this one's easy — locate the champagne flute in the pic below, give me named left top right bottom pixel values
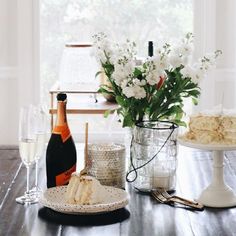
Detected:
left=30, top=105, right=47, bottom=196
left=16, top=105, right=38, bottom=204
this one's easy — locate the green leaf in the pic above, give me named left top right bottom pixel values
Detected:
left=133, top=68, right=142, bottom=78
left=116, top=107, right=123, bottom=115
left=174, top=120, right=187, bottom=127
left=184, top=82, right=198, bottom=90
left=192, top=97, right=198, bottom=105
left=95, top=71, right=102, bottom=78
left=103, top=63, right=114, bottom=72
left=116, top=96, right=126, bottom=107
left=188, top=89, right=201, bottom=97
left=123, top=114, right=134, bottom=127
left=104, top=110, right=111, bottom=118
left=98, top=87, right=111, bottom=94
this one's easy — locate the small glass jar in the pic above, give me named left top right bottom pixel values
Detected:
left=128, top=120, right=178, bottom=192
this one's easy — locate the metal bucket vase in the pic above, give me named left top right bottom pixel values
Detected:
left=127, top=120, right=178, bottom=192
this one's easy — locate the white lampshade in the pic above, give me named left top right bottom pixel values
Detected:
left=59, top=43, right=100, bottom=91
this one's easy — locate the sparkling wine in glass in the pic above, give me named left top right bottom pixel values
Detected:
left=16, top=106, right=38, bottom=205
left=30, top=106, right=47, bottom=196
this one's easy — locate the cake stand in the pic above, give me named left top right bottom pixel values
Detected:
left=178, top=138, right=236, bottom=208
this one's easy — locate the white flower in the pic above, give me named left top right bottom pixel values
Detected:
left=112, top=60, right=135, bottom=86
left=173, top=44, right=193, bottom=57
left=122, top=86, right=135, bottom=98
left=140, top=79, right=146, bottom=86
left=123, top=84, right=146, bottom=99
left=169, top=35, right=193, bottom=68
left=181, top=64, right=195, bottom=78
left=92, top=33, right=114, bottom=64
left=159, top=55, right=169, bottom=70
left=92, top=32, right=222, bottom=128
left=112, top=69, right=126, bottom=86
left=145, top=69, right=165, bottom=86
left=133, top=85, right=146, bottom=99
left=146, top=73, right=156, bottom=86
left=148, top=54, right=169, bottom=71
left=93, top=32, right=221, bottom=101
left=181, top=55, right=190, bottom=65
left=168, top=54, right=183, bottom=68
left=194, top=66, right=205, bottom=81
left=95, top=50, right=107, bottom=64
left=109, top=50, right=119, bottom=64
left=181, top=64, right=204, bottom=84
left=133, top=78, right=146, bottom=86
left=182, top=44, right=193, bottom=57
left=133, top=78, right=141, bottom=86
left=120, top=79, right=129, bottom=89
left=172, top=46, right=182, bottom=56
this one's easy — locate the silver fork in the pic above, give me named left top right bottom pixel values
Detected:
left=160, top=189, right=198, bottom=205
left=152, top=189, right=204, bottom=210
left=152, top=190, right=174, bottom=205
left=161, top=189, right=204, bottom=210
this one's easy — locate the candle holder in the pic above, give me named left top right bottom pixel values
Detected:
left=87, top=143, right=126, bottom=189
left=127, top=120, right=178, bottom=192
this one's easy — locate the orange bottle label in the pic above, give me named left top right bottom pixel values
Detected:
left=53, top=125, right=71, bottom=143
left=55, top=164, right=76, bottom=186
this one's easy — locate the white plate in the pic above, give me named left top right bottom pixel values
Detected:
left=178, top=136, right=236, bottom=151
left=40, top=186, right=129, bottom=215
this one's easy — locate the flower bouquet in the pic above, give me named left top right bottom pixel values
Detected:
left=93, top=33, right=221, bottom=127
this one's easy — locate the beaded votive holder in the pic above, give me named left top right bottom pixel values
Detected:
left=87, top=143, right=126, bottom=189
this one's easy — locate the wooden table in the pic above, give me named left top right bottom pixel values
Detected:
left=1, top=145, right=236, bottom=236
left=49, top=82, right=118, bottom=130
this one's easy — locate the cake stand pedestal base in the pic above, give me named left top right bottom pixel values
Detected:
left=178, top=138, right=236, bottom=208
left=197, top=150, right=236, bottom=208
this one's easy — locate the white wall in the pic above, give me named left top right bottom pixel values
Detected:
left=0, top=0, right=18, bottom=145
left=0, top=0, right=39, bottom=145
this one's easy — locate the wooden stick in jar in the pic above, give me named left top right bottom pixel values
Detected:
left=84, top=122, right=88, bottom=167
left=80, top=122, right=89, bottom=176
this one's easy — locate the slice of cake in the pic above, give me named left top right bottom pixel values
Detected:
left=220, top=116, right=236, bottom=143
left=220, top=116, right=236, bottom=131
left=189, top=115, right=219, bottom=132
left=183, top=113, right=236, bottom=144
left=74, top=175, right=103, bottom=205
left=185, top=130, right=222, bottom=143
left=65, top=173, right=104, bottom=205
left=65, top=172, right=81, bottom=204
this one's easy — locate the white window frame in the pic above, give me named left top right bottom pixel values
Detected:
left=194, top=0, right=236, bottom=110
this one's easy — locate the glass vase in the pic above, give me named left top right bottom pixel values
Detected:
left=127, top=120, right=178, bottom=192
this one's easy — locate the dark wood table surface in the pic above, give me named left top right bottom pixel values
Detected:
left=1, top=145, right=236, bottom=236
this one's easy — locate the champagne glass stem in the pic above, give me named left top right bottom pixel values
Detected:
left=35, top=159, right=38, bottom=188
left=26, top=166, right=30, bottom=195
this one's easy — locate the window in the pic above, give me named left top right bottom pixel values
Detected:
left=40, top=0, right=193, bottom=141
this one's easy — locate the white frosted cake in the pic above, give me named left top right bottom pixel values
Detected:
left=65, top=173, right=105, bottom=205
left=183, top=114, right=236, bottom=144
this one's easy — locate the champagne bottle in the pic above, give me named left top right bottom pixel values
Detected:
left=148, top=41, right=153, bottom=57
left=46, top=93, right=77, bottom=188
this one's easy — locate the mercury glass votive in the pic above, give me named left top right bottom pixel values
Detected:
left=87, top=143, right=126, bottom=189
